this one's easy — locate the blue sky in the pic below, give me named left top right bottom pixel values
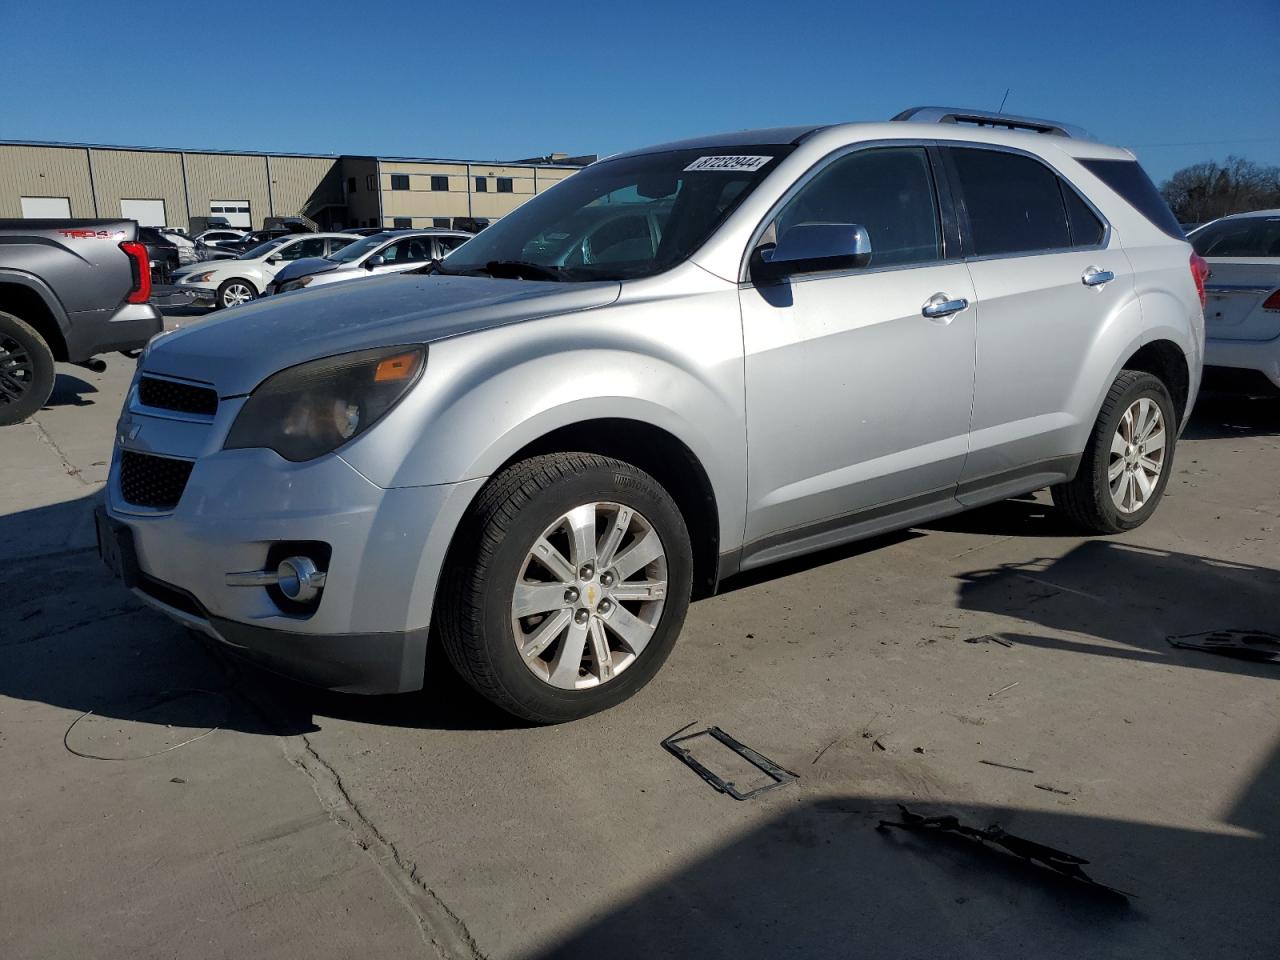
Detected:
left=2, top=0, right=1277, bottom=184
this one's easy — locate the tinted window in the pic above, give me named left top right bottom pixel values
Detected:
left=773, top=146, right=941, bottom=268
left=949, top=148, right=1070, bottom=256
left=437, top=234, right=468, bottom=254
left=431, top=176, right=449, bottom=191
left=380, top=237, right=434, bottom=263
left=1191, top=217, right=1280, bottom=258
left=279, top=237, right=326, bottom=261
left=390, top=175, right=410, bottom=191
left=1061, top=182, right=1105, bottom=247
left=1079, top=158, right=1184, bottom=239
left=327, top=237, right=356, bottom=255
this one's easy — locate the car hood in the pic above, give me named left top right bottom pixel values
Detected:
left=144, top=273, right=622, bottom=395
left=272, top=257, right=342, bottom=285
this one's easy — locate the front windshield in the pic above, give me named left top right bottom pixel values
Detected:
left=237, top=237, right=287, bottom=261
left=329, top=233, right=392, bottom=263
left=438, top=145, right=792, bottom=281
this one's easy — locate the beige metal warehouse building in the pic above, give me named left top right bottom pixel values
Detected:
left=0, top=140, right=591, bottom=231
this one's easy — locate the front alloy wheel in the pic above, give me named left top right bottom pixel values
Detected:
left=218, top=279, right=255, bottom=308
left=511, top=501, right=668, bottom=690
left=438, top=453, right=692, bottom=723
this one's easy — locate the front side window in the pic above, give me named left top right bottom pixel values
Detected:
left=390, top=174, right=410, bottom=191
left=1192, top=217, right=1280, bottom=258
left=769, top=146, right=942, bottom=268
left=948, top=147, right=1072, bottom=257
left=380, top=236, right=434, bottom=263
left=437, top=145, right=791, bottom=281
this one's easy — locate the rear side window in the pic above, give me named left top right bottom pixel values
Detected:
left=1191, top=217, right=1280, bottom=258
left=773, top=146, right=942, bottom=268
left=1079, top=158, right=1184, bottom=239
left=1061, top=185, right=1105, bottom=247
left=947, top=148, right=1071, bottom=256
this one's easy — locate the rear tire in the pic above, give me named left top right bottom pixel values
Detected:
left=0, top=310, right=56, bottom=426
left=437, top=453, right=693, bottom=724
left=1052, top=370, right=1177, bottom=533
left=216, top=278, right=256, bottom=309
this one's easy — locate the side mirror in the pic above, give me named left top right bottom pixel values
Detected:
left=750, top=223, right=872, bottom=284
left=266, top=255, right=282, bottom=264
left=365, top=255, right=385, bottom=269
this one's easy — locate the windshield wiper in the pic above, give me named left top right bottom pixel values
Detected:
left=480, top=260, right=568, bottom=281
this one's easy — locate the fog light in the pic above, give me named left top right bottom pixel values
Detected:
left=276, top=556, right=326, bottom=603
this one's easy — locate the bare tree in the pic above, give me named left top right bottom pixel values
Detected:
left=1160, top=156, right=1280, bottom=224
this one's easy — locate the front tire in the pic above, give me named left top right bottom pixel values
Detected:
left=1052, top=370, right=1177, bottom=533
left=437, top=453, right=693, bottom=723
left=0, top=310, right=56, bottom=426
left=215, top=278, right=256, bottom=309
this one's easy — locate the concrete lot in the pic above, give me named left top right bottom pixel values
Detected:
left=2, top=313, right=1277, bottom=959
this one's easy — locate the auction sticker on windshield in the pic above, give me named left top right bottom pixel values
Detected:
left=684, top=155, right=772, bottom=172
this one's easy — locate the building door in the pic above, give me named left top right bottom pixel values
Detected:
left=20, top=196, right=71, bottom=218
left=121, top=198, right=167, bottom=226
left=211, top=200, right=251, bottom=228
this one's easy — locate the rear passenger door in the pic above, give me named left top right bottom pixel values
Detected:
left=943, top=146, right=1130, bottom=497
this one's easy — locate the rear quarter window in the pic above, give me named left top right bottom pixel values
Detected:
left=1078, top=158, right=1184, bottom=239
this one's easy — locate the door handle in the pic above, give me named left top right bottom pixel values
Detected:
left=922, top=293, right=969, bottom=320
left=1082, top=267, right=1115, bottom=287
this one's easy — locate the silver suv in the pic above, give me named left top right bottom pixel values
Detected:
left=99, top=107, right=1205, bottom=722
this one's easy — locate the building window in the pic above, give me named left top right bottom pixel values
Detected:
left=474, top=176, right=488, bottom=193
left=366, top=174, right=376, bottom=191
left=346, top=177, right=357, bottom=193
left=391, top=174, right=410, bottom=191
left=393, top=217, right=412, bottom=228
left=431, top=175, right=449, bottom=191
left=433, top=217, right=451, bottom=228
left=496, top=177, right=514, bottom=193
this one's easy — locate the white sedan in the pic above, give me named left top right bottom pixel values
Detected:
left=171, top=233, right=360, bottom=308
left=1191, top=210, right=1280, bottom=396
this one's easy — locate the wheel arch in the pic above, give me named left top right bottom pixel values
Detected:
left=1120, top=338, right=1191, bottom=424
left=0, top=278, right=69, bottom=361
left=489, top=418, right=721, bottom=600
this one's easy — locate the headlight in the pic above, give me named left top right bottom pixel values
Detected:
left=280, top=276, right=315, bottom=293
left=186, top=271, right=217, bottom=283
left=224, top=345, right=426, bottom=462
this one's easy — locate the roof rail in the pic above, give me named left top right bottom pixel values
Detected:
left=891, top=106, right=1092, bottom=141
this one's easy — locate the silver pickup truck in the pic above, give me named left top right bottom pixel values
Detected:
left=0, top=219, right=163, bottom=424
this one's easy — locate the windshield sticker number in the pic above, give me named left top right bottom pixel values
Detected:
left=684, top=155, right=772, bottom=173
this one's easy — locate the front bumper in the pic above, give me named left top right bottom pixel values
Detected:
left=1204, top=336, right=1280, bottom=390
left=104, top=428, right=484, bottom=694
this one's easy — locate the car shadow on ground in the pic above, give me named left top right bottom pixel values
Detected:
left=44, top=371, right=99, bottom=409
left=1184, top=391, right=1280, bottom=441
left=953, top=538, right=1280, bottom=682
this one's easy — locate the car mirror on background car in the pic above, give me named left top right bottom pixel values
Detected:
left=750, top=222, right=872, bottom=284
left=365, top=255, right=385, bottom=269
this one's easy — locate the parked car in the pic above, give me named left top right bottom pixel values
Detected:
left=170, top=233, right=360, bottom=308
left=193, top=229, right=247, bottom=247
left=160, top=228, right=199, bottom=265
left=136, top=226, right=182, bottom=283
left=98, top=107, right=1204, bottom=722
left=267, top=229, right=472, bottom=295
left=222, top=225, right=314, bottom=255
left=0, top=218, right=161, bottom=423
left=1189, top=210, right=1280, bottom=396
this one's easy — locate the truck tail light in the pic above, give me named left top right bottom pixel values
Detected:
left=120, top=240, right=152, bottom=304
left=1189, top=252, right=1210, bottom=310
left=1262, top=289, right=1280, bottom=312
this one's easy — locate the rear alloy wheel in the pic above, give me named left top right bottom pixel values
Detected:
left=1052, top=370, right=1177, bottom=533
left=216, top=278, right=256, bottom=309
left=438, top=453, right=692, bottom=723
left=0, top=310, right=56, bottom=426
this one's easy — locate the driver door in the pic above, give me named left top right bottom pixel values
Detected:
left=739, top=145, right=976, bottom=560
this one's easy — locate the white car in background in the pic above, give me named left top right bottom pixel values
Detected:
left=171, top=233, right=360, bottom=308
left=266, top=229, right=472, bottom=296
left=1191, top=211, right=1280, bottom=395
left=193, top=228, right=247, bottom=248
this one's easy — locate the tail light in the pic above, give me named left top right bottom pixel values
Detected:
left=1189, top=252, right=1210, bottom=310
left=1263, top=289, right=1280, bottom=312
left=120, top=240, right=152, bottom=304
